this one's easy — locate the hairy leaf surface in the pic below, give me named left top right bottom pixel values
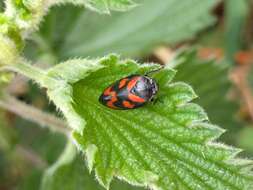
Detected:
left=42, top=54, right=253, bottom=190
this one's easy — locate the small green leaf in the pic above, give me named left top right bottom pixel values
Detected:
left=43, top=53, right=253, bottom=190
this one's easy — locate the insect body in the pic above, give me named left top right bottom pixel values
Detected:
left=99, top=75, right=158, bottom=109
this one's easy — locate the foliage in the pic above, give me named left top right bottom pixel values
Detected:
left=174, top=50, right=241, bottom=144
left=0, top=0, right=253, bottom=190
left=26, top=0, right=219, bottom=61
left=29, top=53, right=251, bottom=190
left=58, top=0, right=137, bottom=13
left=41, top=141, right=144, bottom=190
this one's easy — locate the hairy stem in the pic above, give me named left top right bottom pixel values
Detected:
left=16, top=145, right=48, bottom=169
left=0, top=94, right=70, bottom=135
left=3, top=60, right=56, bottom=88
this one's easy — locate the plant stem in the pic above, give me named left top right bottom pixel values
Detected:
left=4, top=60, right=56, bottom=88
left=16, top=145, right=48, bottom=169
left=0, top=94, right=70, bottom=135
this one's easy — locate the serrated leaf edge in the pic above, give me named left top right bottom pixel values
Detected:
left=47, top=54, right=253, bottom=190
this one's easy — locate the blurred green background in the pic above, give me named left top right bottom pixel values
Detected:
left=1, top=0, right=253, bottom=189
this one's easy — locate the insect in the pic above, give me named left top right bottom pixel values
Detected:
left=99, top=74, right=159, bottom=110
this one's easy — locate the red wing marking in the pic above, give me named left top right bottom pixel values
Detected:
left=128, top=93, right=146, bottom=103
left=107, top=101, right=117, bottom=109
left=106, top=91, right=118, bottom=109
left=104, top=86, right=113, bottom=96
left=118, top=78, right=129, bottom=89
left=122, top=100, right=135, bottom=109
left=127, top=77, right=139, bottom=91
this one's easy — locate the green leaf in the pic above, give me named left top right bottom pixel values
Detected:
left=60, top=0, right=218, bottom=58
left=41, top=53, right=253, bottom=190
left=29, top=0, right=219, bottom=60
left=173, top=50, right=241, bottom=144
left=57, top=0, right=137, bottom=13
left=41, top=140, right=144, bottom=190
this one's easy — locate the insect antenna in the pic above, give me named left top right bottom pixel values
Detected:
left=145, top=65, right=164, bottom=76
